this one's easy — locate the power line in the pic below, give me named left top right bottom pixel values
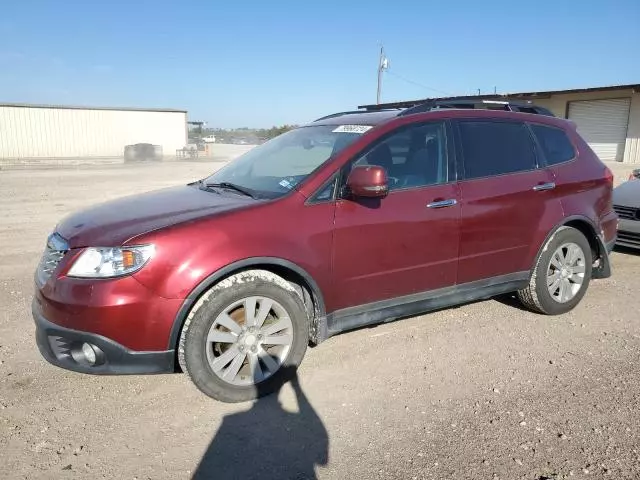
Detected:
left=386, top=70, right=452, bottom=96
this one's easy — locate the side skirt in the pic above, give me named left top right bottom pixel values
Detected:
left=325, top=272, right=530, bottom=339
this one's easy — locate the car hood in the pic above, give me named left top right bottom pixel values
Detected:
left=56, top=184, right=255, bottom=248
left=613, top=180, right=640, bottom=208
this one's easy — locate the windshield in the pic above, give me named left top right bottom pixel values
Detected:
left=202, top=124, right=371, bottom=199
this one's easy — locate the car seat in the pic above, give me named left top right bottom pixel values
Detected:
left=397, top=137, right=440, bottom=187
left=366, top=143, right=395, bottom=177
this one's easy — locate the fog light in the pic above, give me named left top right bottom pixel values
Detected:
left=81, top=343, right=97, bottom=365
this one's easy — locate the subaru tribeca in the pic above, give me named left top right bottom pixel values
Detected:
left=33, top=99, right=618, bottom=402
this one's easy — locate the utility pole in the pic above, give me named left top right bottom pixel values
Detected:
left=376, top=46, right=389, bottom=104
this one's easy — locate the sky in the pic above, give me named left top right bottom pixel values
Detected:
left=1, top=0, right=639, bottom=128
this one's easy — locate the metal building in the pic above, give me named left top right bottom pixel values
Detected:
left=0, top=103, right=187, bottom=160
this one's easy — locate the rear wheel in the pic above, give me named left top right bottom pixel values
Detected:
left=178, top=270, right=309, bottom=402
left=517, top=227, right=592, bottom=315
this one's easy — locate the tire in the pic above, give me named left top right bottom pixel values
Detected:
left=178, top=270, right=309, bottom=402
left=517, top=226, right=592, bottom=315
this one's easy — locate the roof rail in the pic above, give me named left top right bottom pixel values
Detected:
left=397, top=99, right=554, bottom=117
left=360, top=97, right=554, bottom=117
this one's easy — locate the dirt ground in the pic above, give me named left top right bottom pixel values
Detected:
left=1, top=157, right=639, bottom=480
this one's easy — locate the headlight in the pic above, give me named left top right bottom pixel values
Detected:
left=67, top=245, right=155, bottom=278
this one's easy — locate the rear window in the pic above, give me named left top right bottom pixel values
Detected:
left=458, top=121, right=537, bottom=179
left=530, top=124, right=575, bottom=165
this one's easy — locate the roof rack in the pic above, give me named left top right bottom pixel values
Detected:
left=399, top=99, right=554, bottom=117
left=360, top=98, right=554, bottom=117
left=316, top=98, right=555, bottom=124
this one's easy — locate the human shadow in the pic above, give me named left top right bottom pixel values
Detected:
left=192, top=367, right=328, bottom=480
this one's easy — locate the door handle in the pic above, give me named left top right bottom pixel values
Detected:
left=427, top=199, right=457, bottom=209
left=532, top=182, right=556, bottom=191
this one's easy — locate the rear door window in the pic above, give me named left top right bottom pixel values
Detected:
left=530, top=124, right=576, bottom=165
left=457, top=120, right=537, bottom=180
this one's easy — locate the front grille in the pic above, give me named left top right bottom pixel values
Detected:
left=617, top=231, right=640, bottom=248
left=36, top=233, right=69, bottom=284
left=613, top=205, right=639, bottom=221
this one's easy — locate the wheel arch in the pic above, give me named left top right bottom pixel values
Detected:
left=532, top=215, right=611, bottom=280
left=167, top=257, right=327, bottom=363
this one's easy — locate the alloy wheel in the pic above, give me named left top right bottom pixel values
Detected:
left=546, top=242, right=586, bottom=303
left=205, top=296, right=293, bottom=386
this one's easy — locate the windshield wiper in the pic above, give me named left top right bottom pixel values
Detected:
left=203, top=182, right=256, bottom=199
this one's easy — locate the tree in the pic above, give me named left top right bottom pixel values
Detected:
left=257, top=124, right=297, bottom=140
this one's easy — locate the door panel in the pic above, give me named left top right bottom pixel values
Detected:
left=330, top=120, right=460, bottom=311
left=458, top=169, right=562, bottom=283
left=332, top=183, right=460, bottom=311
left=455, top=119, right=564, bottom=284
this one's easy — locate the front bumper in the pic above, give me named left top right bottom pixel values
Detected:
left=33, top=299, right=174, bottom=375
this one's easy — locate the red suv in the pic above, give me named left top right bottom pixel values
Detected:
left=33, top=99, right=617, bottom=402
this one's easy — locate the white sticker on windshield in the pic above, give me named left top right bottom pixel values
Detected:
left=332, top=125, right=373, bottom=134
left=279, top=179, right=293, bottom=189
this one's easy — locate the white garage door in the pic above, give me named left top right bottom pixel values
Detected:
left=568, top=98, right=631, bottom=162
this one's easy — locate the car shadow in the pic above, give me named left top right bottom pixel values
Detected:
left=613, top=245, right=640, bottom=256
left=492, top=292, right=532, bottom=312
left=354, top=197, right=383, bottom=209
left=192, top=366, right=328, bottom=480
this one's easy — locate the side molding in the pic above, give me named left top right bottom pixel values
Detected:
left=326, top=272, right=530, bottom=338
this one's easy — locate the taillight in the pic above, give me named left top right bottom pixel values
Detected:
left=605, top=167, right=614, bottom=187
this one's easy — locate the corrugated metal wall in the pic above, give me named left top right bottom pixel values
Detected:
left=567, top=98, right=631, bottom=162
left=623, top=94, right=640, bottom=164
left=0, top=106, right=187, bottom=159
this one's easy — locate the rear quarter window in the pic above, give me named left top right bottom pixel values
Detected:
left=530, top=124, right=576, bottom=165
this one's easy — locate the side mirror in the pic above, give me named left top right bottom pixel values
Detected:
left=346, top=165, right=389, bottom=198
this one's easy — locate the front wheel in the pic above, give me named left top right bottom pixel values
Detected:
left=178, top=270, right=309, bottom=402
left=517, top=226, right=593, bottom=315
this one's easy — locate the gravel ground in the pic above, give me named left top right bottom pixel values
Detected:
left=0, top=157, right=639, bottom=480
